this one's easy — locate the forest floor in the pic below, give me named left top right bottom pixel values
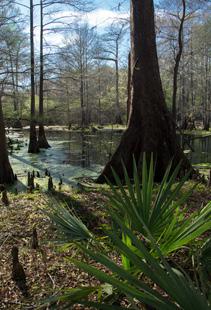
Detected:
left=0, top=180, right=210, bottom=309
left=0, top=182, right=110, bottom=310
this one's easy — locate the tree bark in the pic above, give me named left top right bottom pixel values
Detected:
left=0, top=95, right=14, bottom=184
left=172, top=0, right=186, bottom=122
left=8, top=51, right=18, bottom=113
left=28, top=0, right=39, bottom=153
left=85, top=52, right=90, bottom=126
left=97, top=0, right=191, bottom=184
left=98, top=63, right=102, bottom=125
left=114, top=40, right=122, bottom=124
left=38, top=0, right=50, bottom=148
left=203, top=49, right=209, bottom=131
left=126, top=52, right=131, bottom=124
left=80, top=69, right=85, bottom=127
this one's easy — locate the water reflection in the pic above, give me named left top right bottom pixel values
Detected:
left=62, top=131, right=211, bottom=167
left=188, top=136, right=211, bottom=164
left=9, top=130, right=211, bottom=184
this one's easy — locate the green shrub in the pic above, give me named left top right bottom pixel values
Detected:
left=44, top=157, right=211, bottom=309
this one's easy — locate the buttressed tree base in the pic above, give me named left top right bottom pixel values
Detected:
left=97, top=0, right=191, bottom=183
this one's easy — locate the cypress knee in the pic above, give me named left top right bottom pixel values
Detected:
left=2, top=190, right=9, bottom=206
left=31, top=227, right=39, bottom=249
left=11, top=246, right=29, bottom=297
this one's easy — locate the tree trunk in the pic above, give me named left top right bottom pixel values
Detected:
left=85, top=53, right=90, bottom=126
left=126, top=52, right=131, bottom=124
left=15, top=52, right=20, bottom=117
left=190, top=32, right=195, bottom=114
left=38, top=0, right=50, bottom=148
left=98, top=64, right=102, bottom=125
left=66, top=88, right=71, bottom=128
left=9, top=51, right=18, bottom=113
left=28, top=0, right=39, bottom=153
left=0, top=96, right=14, bottom=184
left=80, top=69, right=85, bottom=128
left=172, top=0, right=186, bottom=122
left=97, top=0, right=191, bottom=184
left=203, top=50, right=209, bottom=131
left=114, top=41, right=122, bottom=125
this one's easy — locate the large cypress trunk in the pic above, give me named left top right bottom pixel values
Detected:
left=0, top=96, right=15, bottom=184
left=97, top=0, right=191, bottom=183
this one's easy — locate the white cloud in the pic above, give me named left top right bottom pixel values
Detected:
left=32, top=9, right=129, bottom=48
left=83, top=9, right=129, bottom=28
left=51, top=8, right=129, bottom=29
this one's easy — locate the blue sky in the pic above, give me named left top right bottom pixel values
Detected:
left=18, top=0, right=130, bottom=41
left=19, top=0, right=129, bottom=15
left=94, top=0, right=128, bottom=10
left=16, top=0, right=130, bottom=68
left=16, top=0, right=159, bottom=64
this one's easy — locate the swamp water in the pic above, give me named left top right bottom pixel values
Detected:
left=9, top=130, right=120, bottom=189
left=8, top=129, right=211, bottom=189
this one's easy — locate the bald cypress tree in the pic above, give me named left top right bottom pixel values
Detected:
left=97, top=0, right=191, bottom=183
